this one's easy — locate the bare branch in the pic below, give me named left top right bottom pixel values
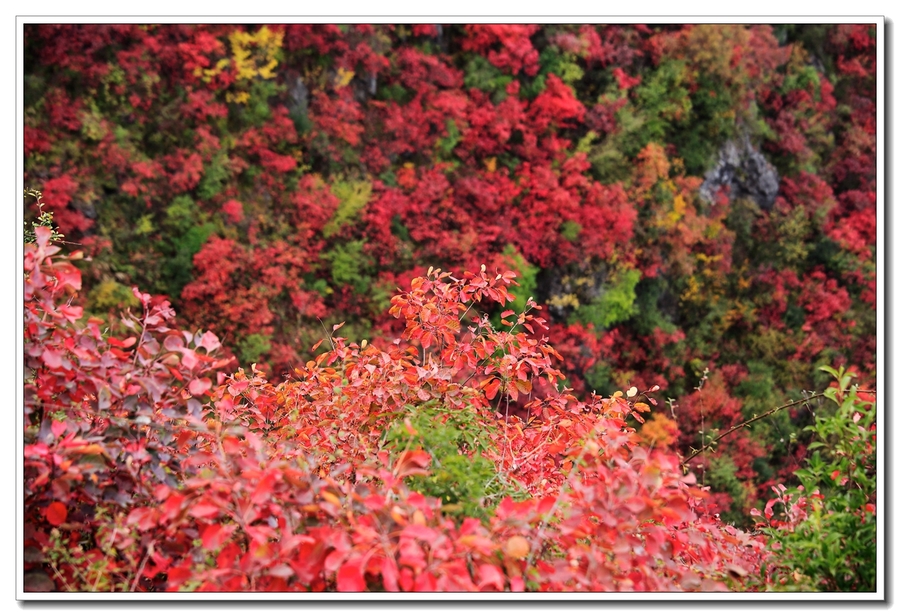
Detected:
left=681, top=388, right=876, bottom=467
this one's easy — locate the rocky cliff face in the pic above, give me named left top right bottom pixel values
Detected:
left=699, top=137, right=780, bottom=210
left=288, top=75, right=309, bottom=117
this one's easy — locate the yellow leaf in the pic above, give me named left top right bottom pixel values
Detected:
left=390, top=506, right=407, bottom=525
left=335, top=67, right=355, bottom=88
left=321, top=491, right=341, bottom=507
left=227, top=91, right=251, bottom=104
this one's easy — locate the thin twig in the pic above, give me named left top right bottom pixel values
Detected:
left=766, top=412, right=801, bottom=471
left=129, top=542, right=153, bottom=592
left=92, top=526, right=119, bottom=592
left=316, top=318, right=336, bottom=352
left=48, top=560, right=75, bottom=592
left=131, top=308, right=149, bottom=370
left=681, top=388, right=876, bottom=467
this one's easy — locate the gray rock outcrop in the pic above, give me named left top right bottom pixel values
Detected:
left=699, top=137, right=780, bottom=210
left=288, top=76, right=309, bottom=118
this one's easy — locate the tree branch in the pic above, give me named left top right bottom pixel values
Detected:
left=681, top=388, right=876, bottom=467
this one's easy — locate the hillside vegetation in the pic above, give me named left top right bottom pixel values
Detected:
left=23, top=23, right=876, bottom=592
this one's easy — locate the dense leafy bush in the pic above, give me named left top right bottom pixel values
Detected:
left=752, top=367, right=876, bottom=591
left=25, top=228, right=778, bottom=592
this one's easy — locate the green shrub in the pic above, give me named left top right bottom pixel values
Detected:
left=160, top=196, right=215, bottom=298
left=755, top=366, right=876, bottom=591
left=324, top=240, right=373, bottom=293
left=87, top=279, right=141, bottom=311
left=463, top=55, right=513, bottom=102
left=707, top=456, right=751, bottom=526
left=322, top=178, right=372, bottom=238
left=382, top=403, right=525, bottom=521
left=572, top=267, right=641, bottom=329
left=236, top=332, right=272, bottom=366
left=502, top=244, right=539, bottom=315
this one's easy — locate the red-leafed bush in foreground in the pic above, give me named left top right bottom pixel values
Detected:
left=24, top=24, right=877, bottom=522
left=25, top=227, right=771, bottom=592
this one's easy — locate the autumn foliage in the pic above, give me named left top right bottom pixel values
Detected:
left=23, top=22, right=877, bottom=592
left=25, top=226, right=773, bottom=591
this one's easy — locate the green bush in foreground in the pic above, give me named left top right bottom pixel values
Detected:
left=754, top=366, right=876, bottom=591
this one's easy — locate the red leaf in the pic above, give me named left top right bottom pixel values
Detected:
left=188, top=500, right=220, bottom=519
left=24, top=443, right=48, bottom=458
left=59, top=304, right=83, bottom=323
left=228, top=380, right=249, bottom=395
left=394, top=450, right=431, bottom=479
left=477, top=563, right=505, bottom=590
left=217, top=542, right=242, bottom=570
left=41, top=348, right=63, bottom=369
left=251, top=472, right=277, bottom=505
left=484, top=378, right=500, bottom=400
left=188, top=377, right=212, bottom=396
left=164, top=335, right=184, bottom=351
left=53, top=262, right=82, bottom=291
left=381, top=558, right=400, bottom=592
left=414, top=571, right=437, bottom=592
left=399, top=567, right=414, bottom=591
left=337, top=560, right=367, bottom=591
left=402, top=524, right=439, bottom=544
left=199, top=331, right=221, bottom=352
left=536, top=494, right=556, bottom=515
left=165, top=566, right=193, bottom=590
left=181, top=348, right=199, bottom=370
left=162, top=493, right=186, bottom=521
left=45, top=501, right=67, bottom=526
left=126, top=506, right=158, bottom=532
left=50, top=420, right=67, bottom=438
left=201, top=523, right=235, bottom=551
